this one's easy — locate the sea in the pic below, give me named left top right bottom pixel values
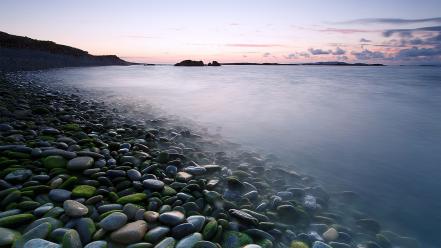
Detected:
left=27, top=65, right=441, bottom=247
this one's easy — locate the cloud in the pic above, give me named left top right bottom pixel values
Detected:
left=308, top=47, right=346, bottom=55
left=337, top=55, right=349, bottom=61
left=226, top=43, right=282, bottom=47
left=383, top=26, right=441, bottom=37
left=395, top=46, right=441, bottom=59
left=309, top=48, right=331, bottom=55
left=317, top=28, right=375, bottom=34
left=337, top=17, right=441, bottom=25
left=285, top=53, right=297, bottom=59
left=332, top=47, right=346, bottom=55
left=263, top=52, right=271, bottom=57
left=351, top=49, right=386, bottom=60
left=360, top=38, right=372, bottom=43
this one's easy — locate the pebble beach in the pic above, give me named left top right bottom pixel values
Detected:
left=0, top=73, right=421, bottom=248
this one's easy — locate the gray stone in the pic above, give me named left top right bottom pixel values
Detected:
left=63, top=200, right=88, bottom=217
left=110, top=220, right=148, bottom=244
left=99, top=212, right=128, bottom=231
left=142, top=179, right=165, bottom=191
left=84, top=240, right=108, bottom=248
left=127, top=169, right=142, bottom=181
left=176, top=232, right=202, bottom=248
left=158, top=211, right=185, bottom=226
left=154, top=237, right=176, bottom=248
left=187, top=215, right=205, bottom=232
left=144, top=226, right=170, bottom=243
left=67, top=156, right=94, bottom=170
left=49, top=189, right=71, bottom=202
left=23, top=238, right=61, bottom=248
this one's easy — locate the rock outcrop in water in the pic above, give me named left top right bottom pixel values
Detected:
left=0, top=31, right=134, bottom=72
left=174, top=60, right=205, bottom=66
left=0, top=74, right=420, bottom=248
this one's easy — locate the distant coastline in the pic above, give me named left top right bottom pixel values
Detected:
left=221, top=61, right=385, bottom=66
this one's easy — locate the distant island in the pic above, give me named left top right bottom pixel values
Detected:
left=0, top=31, right=135, bottom=72
left=175, top=60, right=221, bottom=66
left=221, top=62, right=384, bottom=66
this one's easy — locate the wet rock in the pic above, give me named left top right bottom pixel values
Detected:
left=67, top=156, right=94, bottom=170
left=84, top=240, right=108, bottom=248
left=187, top=215, right=206, bottom=232
left=145, top=226, right=170, bottom=243
left=76, top=217, right=96, bottom=244
left=172, top=223, right=195, bottom=239
left=110, top=220, right=148, bottom=244
left=0, top=227, right=20, bottom=246
left=63, top=200, right=88, bottom=217
left=229, top=209, right=258, bottom=226
left=175, top=232, right=203, bottom=248
left=158, top=211, right=185, bottom=226
left=143, top=179, right=165, bottom=191
left=154, top=237, right=176, bottom=248
left=99, top=212, right=128, bottom=231
left=23, top=238, right=61, bottom=248
left=312, top=241, right=332, bottom=248
left=62, top=229, right=82, bottom=248
left=323, top=227, right=338, bottom=241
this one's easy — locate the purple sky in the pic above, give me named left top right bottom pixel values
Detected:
left=1, top=0, right=440, bottom=64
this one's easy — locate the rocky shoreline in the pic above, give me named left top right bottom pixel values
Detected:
left=0, top=73, right=419, bottom=248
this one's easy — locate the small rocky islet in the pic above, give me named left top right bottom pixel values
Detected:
left=0, top=74, right=420, bottom=248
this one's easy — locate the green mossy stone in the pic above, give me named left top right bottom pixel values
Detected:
left=116, top=193, right=147, bottom=205
left=1, top=190, right=21, bottom=207
left=98, top=210, right=123, bottom=221
left=221, top=231, right=252, bottom=248
left=0, top=227, right=21, bottom=246
left=0, top=214, right=35, bottom=228
left=20, top=185, right=51, bottom=193
left=157, top=151, right=169, bottom=163
left=25, top=217, right=62, bottom=233
left=291, top=241, right=308, bottom=248
left=4, top=151, right=31, bottom=159
left=17, top=201, right=41, bottom=210
left=40, top=135, right=56, bottom=141
left=72, top=185, right=97, bottom=198
left=162, top=186, right=177, bottom=196
left=202, top=219, right=218, bottom=240
left=43, top=155, right=67, bottom=169
left=62, top=123, right=81, bottom=131
left=255, top=239, right=273, bottom=248
left=212, top=225, right=223, bottom=243
left=59, top=176, right=79, bottom=190
left=108, top=192, right=119, bottom=202
left=62, top=229, right=82, bottom=248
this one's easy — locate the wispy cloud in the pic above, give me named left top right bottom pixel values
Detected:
left=336, top=17, right=441, bottom=25
left=226, top=43, right=283, bottom=48
left=317, top=28, right=376, bottom=34
left=308, top=47, right=346, bottom=55
left=360, top=38, right=372, bottom=43
left=383, top=26, right=441, bottom=37
left=351, top=49, right=386, bottom=60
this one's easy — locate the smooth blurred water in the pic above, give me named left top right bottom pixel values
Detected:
left=35, top=65, right=441, bottom=247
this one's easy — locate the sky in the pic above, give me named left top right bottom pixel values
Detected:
left=1, top=0, right=441, bottom=64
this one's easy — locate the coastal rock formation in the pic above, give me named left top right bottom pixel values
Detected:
left=174, top=60, right=205, bottom=66
left=207, top=61, right=221, bottom=66
left=0, top=31, right=133, bottom=72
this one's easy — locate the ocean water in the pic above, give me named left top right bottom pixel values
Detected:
left=32, top=65, right=441, bottom=247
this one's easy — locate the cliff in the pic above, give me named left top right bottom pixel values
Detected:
left=0, top=31, right=133, bottom=72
